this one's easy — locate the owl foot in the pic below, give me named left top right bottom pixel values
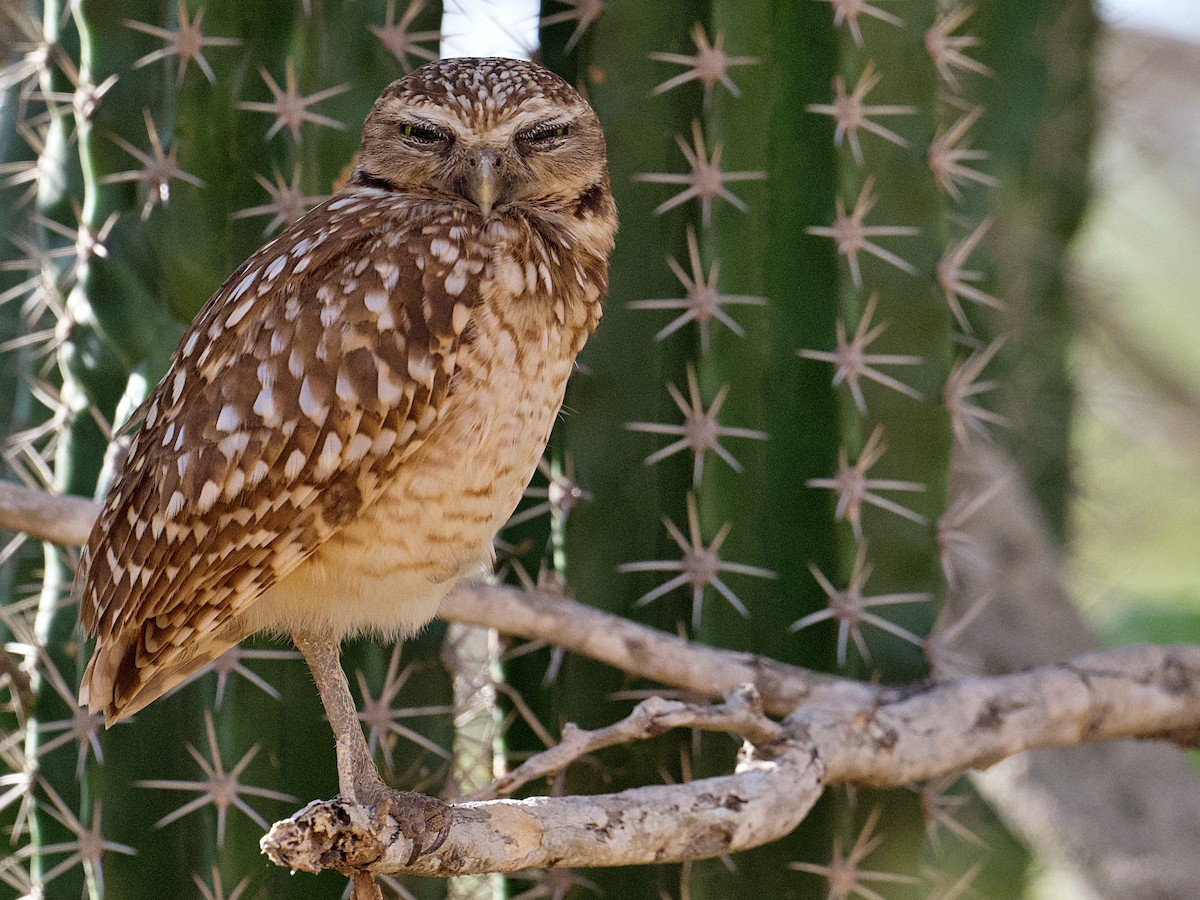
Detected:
left=371, top=790, right=452, bottom=864
left=347, top=773, right=451, bottom=863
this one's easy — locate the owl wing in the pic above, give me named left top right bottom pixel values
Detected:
left=79, top=193, right=487, bottom=721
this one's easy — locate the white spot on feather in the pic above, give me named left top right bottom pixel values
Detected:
left=226, top=297, right=255, bottom=328
left=247, top=459, right=270, bottom=488
left=335, top=372, right=357, bottom=403
left=445, top=270, right=468, bottom=296
left=289, top=348, right=306, bottom=379
left=265, top=255, right=287, bottom=281
left=224, top=468, right=246, bottom=500
left=452, top=303, right=471, bottom=334
left=430, top=238, right=459, bottom=263
left=375, top=261, right=399, bottom=290
left=216, top=405, right=241, bottom=432
left=285, top=449, right=307, bottom=480
left=231, top=269, right=258, bottom=300
left=105, top=547, right=122, bottom=581
left=299, top=378, right=328, bottom=423
left=198, top=480, right=221, bottom=513
left=345, top=432, right=372, bottom=462
left=378, top=368, right=405, bottom=405
left=315, top=433, right=342, bottom=479
left=254, top=385, right=278, bottom=424
left=407, top=350, right=435, bottom=389
left=320, top=301, right=344, bottom=328
left=218, top=432, right=249, bottom=457
left=371, top=429, right=397, bottom=456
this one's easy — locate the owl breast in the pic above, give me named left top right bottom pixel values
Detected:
left=242, top=268, right=582, bottom=640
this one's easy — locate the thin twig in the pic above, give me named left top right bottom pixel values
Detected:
left=472, top=684, right=781, bottom=801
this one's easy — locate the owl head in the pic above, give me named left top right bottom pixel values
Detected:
left=357, top=57, right=609, bottom=218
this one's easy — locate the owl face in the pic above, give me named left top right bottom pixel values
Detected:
left=358, top=57, right=608, bottom=217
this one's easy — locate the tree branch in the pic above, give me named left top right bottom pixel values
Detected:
left=264, top=742, right=824, bottom=877
left=807, top=644, right=1200, bottom=784
left=0, top=480, right=97, bottom=548
left=443, top=583, right=876, bottom=715
left=260, top=644, right=1200, bottom=877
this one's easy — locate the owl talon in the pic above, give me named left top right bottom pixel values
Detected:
left=366, top=790, right=451, bottom=865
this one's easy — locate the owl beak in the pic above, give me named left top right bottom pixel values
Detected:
left=466, top=150, right=502, bottom=216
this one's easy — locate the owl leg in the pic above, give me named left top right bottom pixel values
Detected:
left=292, top=629, right=383, bottom=803
left=292, top=629, right=452, bottom=864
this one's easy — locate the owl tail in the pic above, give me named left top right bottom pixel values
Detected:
left=81, top=619, right=255, bottom=725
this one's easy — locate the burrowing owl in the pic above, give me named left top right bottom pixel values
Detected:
left=78, top=57, right=617, bottom=809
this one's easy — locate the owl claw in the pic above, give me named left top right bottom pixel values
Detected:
left=326, top=784, right=451, bottom=868
left=363, top=789, right=451, bottom=865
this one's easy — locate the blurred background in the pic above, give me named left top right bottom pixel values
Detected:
left=1073, top=0, right=1200, bottom=644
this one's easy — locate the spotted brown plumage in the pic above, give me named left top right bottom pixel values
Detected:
left=78, top=55, right=617, bottom=771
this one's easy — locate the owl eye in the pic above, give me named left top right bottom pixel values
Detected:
left=518, top=122, right=570, bottom=147
left=400, top=121, right=450, bottom=145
